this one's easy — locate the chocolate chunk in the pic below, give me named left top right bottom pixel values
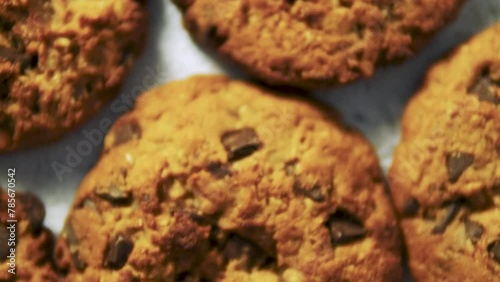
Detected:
left=446, top=153, right=474, bottom=183
left=0, top=79, right=10, bottom=101
left=326, top=209, right=366, bottom=245
left=95, top=185, right=132, bottom=205
left=29, top=94, right=41, bottom=114
left=355, top=23, right=365, bottom=39
left=17, top=192, right=45, bottom=233
left=223, top=234, right=268, bottom=269
left=465, top=191, right=493, bottom=211
left=464, top=220, right=484, bottom=243
left=403, top=197, right=420, bottom=216
left=339, top=0, right=352, bottom=7
left=206, top=26, right=229, bottom=48
left=260, top=256, right=277, bottom=269
left=432, top=200, right=462, bottom=234
left=0, top=228, right=9, bottom=261
left=189, top=213, right=217, bottom=226
left=487, top=240, right=500, bottom=264
left=208, top=225, right=228, bottom=249
left=21, top=54, right=38, bottom=73
left=207, top=162, right=232, bottom=179
left=113, top=120, right=142, bottom=146
left=104, top=235, right=134, bottom=269
left=0, top=17, right=14, bottom=31
left=71, top=251, right=87, bottom=271
left=174, top=272, right=196, bottom=282
left=221, top=128, right=261, bottom=161
left=468, top=75, right=500, bottom=105
left=69, top=45, right=80, bottom=57
left=293, top=181, right=326, bottom=202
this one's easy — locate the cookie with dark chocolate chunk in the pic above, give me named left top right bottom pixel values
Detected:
left=389, top=23, right=500, bottom=281
left=0, top=0, right=147, bottom=151
left=56, top=76, right=402, bottom=281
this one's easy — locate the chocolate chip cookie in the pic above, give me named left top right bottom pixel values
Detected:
left=0, top=188, right=60, bottom=281
left=55, top=76, right=402, bottom=281
left=0, top=0, right=147, bottom=151
left=173, top=0, right=463, bottom=88
left=388, top=23, right=500, bottom=281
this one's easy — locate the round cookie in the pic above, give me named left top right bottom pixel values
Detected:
left=173, top=0, right=463, bottom=88
left=0, top=0, right=147, bottom=151
left=54, top=76, right=402, bottom=281
left=388, top=23, right=500, bottom=281
left=0, top=188, right=60, bottom=281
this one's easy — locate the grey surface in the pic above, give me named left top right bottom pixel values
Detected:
left=0, top=0, right=499, bottom=251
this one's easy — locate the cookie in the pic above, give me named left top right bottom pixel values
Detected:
left=173, top=0, right=463, bottom=88
left=54, top=75, right=402, bottom=281
left=0, top=0, right=147, bottom=151
left=0, top=188, right=60, bottom=281
left=388, top=23, right=500, bottom=281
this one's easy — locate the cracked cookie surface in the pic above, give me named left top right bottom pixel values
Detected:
left=173, top=0, right=463, bottom=88
left=389, top=23, right=500, bottom=281
left=55, top=75, right=402, bottom=281
left=0, top=188, right=60, bottom=281
left=0, top=0, right=147, bottom=151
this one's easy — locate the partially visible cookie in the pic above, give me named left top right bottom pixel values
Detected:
left=173, top=0, right=463, bottom=88
left=55, top=76, right=402, bottom=281
left=0, top=0, right=147, bottom=151
left=389, top=23, right=500, bottom=281
left=0, top=188, right=60, bottom=281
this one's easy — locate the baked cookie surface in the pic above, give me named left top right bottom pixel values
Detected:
left=0, top=0, right=147, bottom=151
left=0, top=188, right=60, bottom=282
left=389, top=23, right=500, bottom=281
left=174, top=0, right=463, bottom=88
left=55, top=76, right=402, bottom=281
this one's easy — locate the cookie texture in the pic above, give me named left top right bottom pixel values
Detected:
left=174, top=0, right=463, bottom=88
left=388, top=23, right=500, bottom=281
left=0, top=0, right=147, bottom=151
left=0, top=188, right=60, bottom=281
left=55, top=76, right=402, bottom=281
